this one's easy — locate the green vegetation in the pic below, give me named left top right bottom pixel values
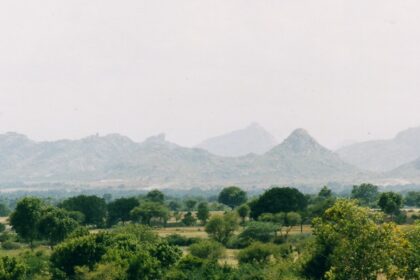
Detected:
left=218, top=186, right=247, bottom=209
left=0, top=186, right=418, bottom=279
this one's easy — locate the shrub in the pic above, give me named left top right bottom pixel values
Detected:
left=189, top=240, right=225, bottom=260
left=0, top=223, right=5, bottom=233
left=182, top=212, right=196, bottom=226
left=239, top=222, right=278, bottom=244
left=166, top=234, right=201, bottom=246
left=19, top=250, right=50, bottom=279
left=0, top=231, right=16, bottom=243
left=1, top=241, right=21, bottom=250
left=237, top=242, right=276, bottom=264
left=0, top=256, right=27, bottom=280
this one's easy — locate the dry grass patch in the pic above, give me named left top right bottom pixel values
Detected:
left=155, top=226, right=208, bottom=238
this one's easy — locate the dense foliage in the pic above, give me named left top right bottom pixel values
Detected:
left=1, top=186, right=419, bottom=279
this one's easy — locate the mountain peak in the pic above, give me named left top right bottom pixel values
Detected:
left=270, top=128, right=323, bottom=154
left=289, top=128, right=311, bottom=138
left=144, top=133, right=166, bottom=143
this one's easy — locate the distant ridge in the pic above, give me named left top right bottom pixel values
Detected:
left=0, top=128, right=365, bottom=188
left=196, top=123, right=277, bottom=157
left=337, top=126, right=420, bottom=172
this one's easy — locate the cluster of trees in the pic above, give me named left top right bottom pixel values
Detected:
left=0, top=184, right=419, bottom=279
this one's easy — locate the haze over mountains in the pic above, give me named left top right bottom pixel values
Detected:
left=0, top=126, right=365, bottom=188
left=196, top=123, right=277, bottom=157
left=337, top=126, right=420, bottom=172
left=1, top=124, right=420, bottom=189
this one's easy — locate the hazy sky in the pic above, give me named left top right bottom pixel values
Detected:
left=1, top=0, right=420, bottom=149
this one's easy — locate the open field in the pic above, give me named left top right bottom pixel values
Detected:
left=156, top=226, right=209, bottom=238
left=155, top=224, right=313, bottom=239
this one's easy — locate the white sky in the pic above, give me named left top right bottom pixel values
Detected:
left=1, top=0, right=420, bottom=149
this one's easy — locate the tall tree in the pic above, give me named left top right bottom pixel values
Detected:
left=318, top=186, right=332, bottom=198
left=404, top=191, right=420, bottom=207
left=237, top=204, right=250, bottom=224
left=250, top=187, right=307, bottom=219
left=130, top=202, right=169, bottom=226
left=185, top=200, right=197, bottom=211
left=197, top=202, right=210, bottom=225
left=9, top=197, right=44, bottom=248
left=107, top=197, right=139, bottom=226
left=146, top=190, right=165, bottom=204
left=351, top=183, right=379, bottom=206
left=38, top=207, right=79, bottom=246
left=59, top=195, right=107, bottom=227
left=205, top=212, right=239, bottom=245
left=307, top=200, right=410, bottom=279
left=218, top=186, right=247, bottom=209
left=378, top=192, right=403, bottom=218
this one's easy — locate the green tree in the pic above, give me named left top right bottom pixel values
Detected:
left=185, top=200, right=197, bottom=211
left=126, top=250, right=161, bottom=280
left=405, top=222, right=420, bottom=279
left=168, top=201, right=181, bottom=211
left=239, top=222, right=278, bottom=243
left=205, top=212, right=239, bottom=245
left=237, top=242, right=275, bottom=264
left=318, top=186, right=332, bottom=198
left=404, top=191, right=420, bottom=207
left=283, top=212, right=301, bottom=238
left=250, top=187, right=307, bottom=219
left=237, top=204, right=250, bottom=224
left=50, top=233, right=110, bottom=278
left=308, top=199, right=410, bottom=279
left=146, top=190, right=165, bottom=204
left=189, top=240, right=225, bottom=260
left=218, top=186, right=247, bottom=209
left=107, top=197, right=139, bottom=226
left=181, top=212, right=196, bottom=226
left=59, top=195, right=107, bottom=227
left=351, top=183, right=379, bottom=206
left=196, top=202, right=210, bottom=225
left=130, top=202, right=169, bottom=226
left=9, top=197, right=44, bottom=248
left=378, top=192, right=403, bottom=218
left=0, top=256, right=27, bottom=280
left=0, top=203, right=10, bottom=217
left=38, top=207, right=80, bottom=246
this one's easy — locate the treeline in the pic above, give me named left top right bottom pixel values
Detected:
left=0, top=184, right=419, bottom=279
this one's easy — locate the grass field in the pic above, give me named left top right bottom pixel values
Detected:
left=155, top=224, right=313, bottom=239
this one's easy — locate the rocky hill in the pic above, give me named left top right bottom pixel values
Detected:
left=337, top=126, right=420, bottom=172
left=0, top=129, right=365, bottom=188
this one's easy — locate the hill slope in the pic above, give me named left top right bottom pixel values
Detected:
left=337, top=126, right=420, bottom=172
left=196, top=123, right=277, bottom=157
left=0, top=129, right=364, bottom=187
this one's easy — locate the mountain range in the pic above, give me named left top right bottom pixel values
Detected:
left=0, top=127, right=365, bottom=188
left=337, top=126, right=420, bottom=172
left=196, top=123, right=277, bottom=157
left=2, top=124, right=420, bottom=189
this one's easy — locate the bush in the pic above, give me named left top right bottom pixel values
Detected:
left=0, top=256, right=27, bottom=280
left=239, top=222, right=278, bottom=244
left=0, top=231, right=16, bottom=243
left=19, top=250, right=50, bottom=279
left=237, top=242, right=276, bottom=264
left=1, top=241, right=21, bottom=250
left=182, top=212, right=196, bottom=226
left=166, top=234, right=201, bottom=246
left=226, top=235, right=250, bottom=249
left=0, top=223, right=5, bottom=233
left=189, top=240, right=225, bottom=260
